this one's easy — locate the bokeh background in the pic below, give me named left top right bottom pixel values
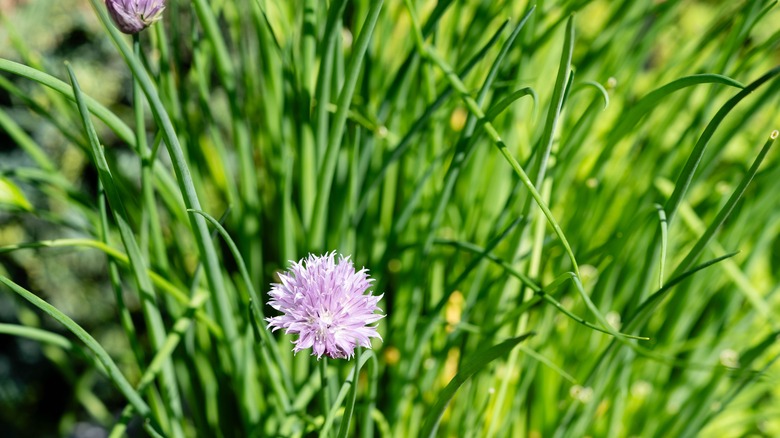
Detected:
left=1, top=0, right=780, bottom=437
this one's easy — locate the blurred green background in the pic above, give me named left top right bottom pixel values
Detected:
left=1, top=0, right=780, bottom=437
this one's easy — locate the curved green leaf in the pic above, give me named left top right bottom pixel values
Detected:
left=0, top=176, right=33, bottom=211
left=608, top=73, right=744, bottom=145
left=665, top=67, right=780, bottom=223
left=484, top=87, right=538, bottom=122
left=0, top=238, right=223, bottom=338
left=570, top=80, right=609, bottom=110
left=0, top=275, right=159, bottom=434
left=0, top=58, right=136, bottom=147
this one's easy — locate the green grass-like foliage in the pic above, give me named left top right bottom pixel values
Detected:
left=1, top=0, right=780, bottom=436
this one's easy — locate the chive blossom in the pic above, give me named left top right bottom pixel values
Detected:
left=267, top=252, right=384, bottom=359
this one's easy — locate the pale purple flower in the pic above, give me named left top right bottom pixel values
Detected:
left=105, top=0, right=166, bottom=34
left=267, top=252, right=384, bottom=359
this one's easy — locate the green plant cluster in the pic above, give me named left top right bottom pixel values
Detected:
left=0, top=0, right=779, bottom=437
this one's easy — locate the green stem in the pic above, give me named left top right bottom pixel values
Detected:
left=134, top=35, right=169, bottom=274
left=310, top=0, right=384, bottom=249
left=320, top=357, right=331, bottom=437
left=67, top=62, right=186, bottom=438
left=98, top=186, right=145, bottom=367
left=421, top=46, right=581, bottom=281
left=133, top=35, right=151, bottom=258
left=86, top=0, right=241, bottom=372
left=337, top=348, right=362, bottom=438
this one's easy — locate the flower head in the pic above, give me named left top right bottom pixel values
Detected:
left=267, top=252, right=384, bottom=359
left=105, top=0, right=166, bottom=34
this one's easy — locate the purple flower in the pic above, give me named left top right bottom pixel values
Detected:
left=267, top=252, right=384, bottom=359
left=105, top=0, right=166, bottom=34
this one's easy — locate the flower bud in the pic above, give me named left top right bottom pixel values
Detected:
left=105, top=0, right=166, bottom=34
